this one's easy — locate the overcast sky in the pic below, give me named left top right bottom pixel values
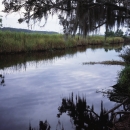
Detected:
left=0, top=1, right=63, bottom=33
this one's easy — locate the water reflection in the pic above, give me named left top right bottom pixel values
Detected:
left=0, top=47, right=86, bottom=71
left=57, top=93, right=113, bottom=130
left=0, top=74, right=5, bottom=86
left=88, top=43, right=123, bottom=52
left=0, top=44, right=124, bottom=73
left=29, top=93, right=129, bottom=130
left=0, top=43, right=127, bottom=130
left=30, top=120, right=66, bottom=130
left=29, top=120, right=51, bottom=130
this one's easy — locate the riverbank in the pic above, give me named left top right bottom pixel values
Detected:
left=0, top=31, right=124, bottom=54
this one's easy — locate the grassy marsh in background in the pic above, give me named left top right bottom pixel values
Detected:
left=0, top=31, right=124, bottom=53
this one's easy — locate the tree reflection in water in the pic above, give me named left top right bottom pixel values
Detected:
left=0, top=44, right=123, bottom=74
left=29, top=93, right=115, bottom=130
left=0, top=74, right=5, bottom=86
left=29, top=120, right=51, bottom=130
left=57, top=93, right=113, bottom=130
left=29, top=92, right=130, bottom=130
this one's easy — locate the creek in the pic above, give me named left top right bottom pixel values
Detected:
left=0, top=44, right=127, bottom=130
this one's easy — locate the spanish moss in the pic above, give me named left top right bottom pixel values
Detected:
left=2, top=0, right=130, bottom=36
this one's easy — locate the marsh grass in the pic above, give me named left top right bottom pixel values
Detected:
left=83, top=60, right=125, bottom=65
left=106, top=37, right=124, bottom=44
left=0, top=31, right=124, bottom=53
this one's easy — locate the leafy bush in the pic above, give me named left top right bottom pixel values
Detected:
left=118, top=66, right=130, bottom=88
left=115, top=29, right=124, bottom=37
left=105, top=29, right=115, bottom=37
left=116, top=48, right=130, bottom=95
left=105, top=29, right=124, bottom=37
left=120, top=48, right=130, bottom=65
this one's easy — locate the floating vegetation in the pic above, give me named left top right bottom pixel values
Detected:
left=83, top=60, right=125, bottom=66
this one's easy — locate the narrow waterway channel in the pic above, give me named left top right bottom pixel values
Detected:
left=0, top=44, right=127, bottom=130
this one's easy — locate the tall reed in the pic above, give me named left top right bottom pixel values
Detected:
left=0, top=31, right=124, bottom=53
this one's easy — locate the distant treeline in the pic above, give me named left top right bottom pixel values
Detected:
left=0, top=27, right=59, bottom=34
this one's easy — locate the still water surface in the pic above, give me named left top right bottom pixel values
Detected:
left=0, top=45, right=126, bottom=130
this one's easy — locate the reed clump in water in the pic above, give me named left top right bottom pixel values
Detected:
left=0, top=31, right=124, bottom=53
left=83, top=60, right=125, bottom=66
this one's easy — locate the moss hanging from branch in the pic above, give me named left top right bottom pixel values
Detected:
left=2, top=0, right=130, bottom=36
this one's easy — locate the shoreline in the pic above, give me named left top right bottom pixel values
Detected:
left=0, top=42, right=124, bottom=55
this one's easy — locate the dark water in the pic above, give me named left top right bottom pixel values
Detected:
left=0, top=44, right=126, bottom=130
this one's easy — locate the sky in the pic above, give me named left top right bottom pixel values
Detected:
left=0, top=1, right=63, bottom=33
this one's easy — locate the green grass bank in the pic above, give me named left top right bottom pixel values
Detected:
left=0, top=31, right=124, bottom=53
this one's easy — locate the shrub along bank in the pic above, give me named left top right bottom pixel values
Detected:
left=0, top=31, right=124, bottom=53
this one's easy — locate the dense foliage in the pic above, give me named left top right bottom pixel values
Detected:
left=117, top=49, right=130, bottom=93
left=2, top=0, right=130, bottom=36
left=0, top=15, right=2, bottom=28
left=105, top=29, right=124, bottom=37
left=108, top=48, right=130, bottom=107
left=120, top=48, right=130, bottom=65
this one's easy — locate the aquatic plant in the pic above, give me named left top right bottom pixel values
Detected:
left=83, top=60, right=125, bottom=66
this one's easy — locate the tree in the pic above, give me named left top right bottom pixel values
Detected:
left=105, top=29, right=115, bottom=37
left=104, top=29, right=124, bottom=37
left=0, top=15, right=2, bottom=28
left=2, top=0, right=130, bottom=36
left=115, top=29, right=124, bottom=37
